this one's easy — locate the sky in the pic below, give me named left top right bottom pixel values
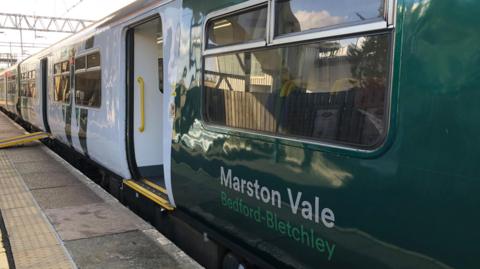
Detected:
left=0, top=0, right=136, bottom=67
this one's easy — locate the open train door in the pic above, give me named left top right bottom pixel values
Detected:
left=125, top=3, right=179, bottom=209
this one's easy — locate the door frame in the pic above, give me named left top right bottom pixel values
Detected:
left=40, top=58, right=51, bottom=133
left=125, top=14, right=161, bottom=181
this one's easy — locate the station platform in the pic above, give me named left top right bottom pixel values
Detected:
left=0, top=112, right=202, bottom=269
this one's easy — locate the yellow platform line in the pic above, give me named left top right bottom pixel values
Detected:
left=123, top=180, right=174, bottom=211
left=0, top=132, right=45, bottom=143
left=142, top=179, right=168, bottom=195
left=0, top=133, right=50, bottom=149
left=0, top=229, right=9, bottom=269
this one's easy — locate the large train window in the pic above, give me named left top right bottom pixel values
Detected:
left=53, top=61, right=71, bottom=103
left=74, top=51, right=101, bottom=108
left=203, top=0, right=395, bottom=149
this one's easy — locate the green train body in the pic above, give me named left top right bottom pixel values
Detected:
left=1, top=0, right=478, bottom=268
left=171, top=0, right=480, bottom=268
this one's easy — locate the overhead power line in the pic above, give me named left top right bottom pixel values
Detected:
left=65, top=0, right=86, bottom=14
left=0, top=42, right=50, bottom=48
left=0, top=13, right=94, bottom=33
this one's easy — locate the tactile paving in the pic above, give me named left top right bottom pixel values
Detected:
left=0, top=193, right=35, bottom=210
left=0, top=141, right=74, bottom=269
left=10, top=231, right=59, bottom=252
left=13, top=246, right=72, bottom=269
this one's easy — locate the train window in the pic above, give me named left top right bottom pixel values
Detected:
left=53, top=60, right=71, bottom=103
left=274, top=0, right=386, bottom=37
left=7, top=75, right=16, bottom=97
left=75, top=56, right=86, bottom=70
left=19, top=70, right=35, bottom=98
left=206, top=6, right=268, bottom=49
left=0, top=78, right=4, bottom=101
left=54, top=63, right=61, bottom=74
left=75, top=52, right=101, bottom=107
left=87, top=52, right=100, bottom=68
left=204, top=33, right=391, bottom=148
left=20, top=72, right=28, bottom=97
left=29, top=71, right=36, bottom=98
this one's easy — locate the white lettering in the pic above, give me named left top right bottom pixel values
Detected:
left=233, top=176, right=240, bottom=191
left=287, top=188, right=302, bottom=215
left=260, top=186, right=270, bottom=203
left=301, top=200, right=313, bottom=220
left=271, top=190, right=282, bottom=208
left=220, top=166, right=232, bottom=188
left=321, top=208, right=335, bottom=228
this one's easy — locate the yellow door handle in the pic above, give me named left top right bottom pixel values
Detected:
left=137, top=76, right=145, bottom=132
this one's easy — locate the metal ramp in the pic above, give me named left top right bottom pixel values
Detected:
left=123, top=179, right=174, bottom=211
left=0, top=132, right=50, bottom=149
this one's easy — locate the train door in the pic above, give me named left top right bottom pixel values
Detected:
left=126, top=16, right=168, bottom=189
left=40, top=58, right=51, bottom=133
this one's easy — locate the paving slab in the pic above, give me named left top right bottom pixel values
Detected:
left=31, top=184, right=103, bottom=210
left=15, top=160, right=69, bottom=175
left=5, top=149, right=55, bottom=164
left=66, top=230, right=185, bottom=269
left=46, top=202, right=151, bottom=241
left=22, top=171, right=81, bottom=190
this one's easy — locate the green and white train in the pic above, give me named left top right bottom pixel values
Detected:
left=0, top=0, right=478, bottom=268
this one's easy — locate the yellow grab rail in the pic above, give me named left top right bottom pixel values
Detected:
left=137, top=76, right=145, bottom=132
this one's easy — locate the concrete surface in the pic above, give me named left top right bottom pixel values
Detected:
left=0, top=111, right=203, bottom=269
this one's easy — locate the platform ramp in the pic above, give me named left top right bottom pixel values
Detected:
left=0, top=132, right=50, bottom=149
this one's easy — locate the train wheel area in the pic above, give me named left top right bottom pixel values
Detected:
left=0, top=111, right=202, bottom=269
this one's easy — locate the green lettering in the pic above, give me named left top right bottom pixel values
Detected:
left=291, top=227, right=300, bottom=241
left=266, top=211, right=274, bottom=229
left=315, top=238, right=325, bottom=252
left=277, top=220, right=286, bottom=234
left=221, top=192, right=227, bottom=206
left=254, top=207, right=261, bottom=223
left=286, top=221, right=293, bottom=238
left=326, top=242, right=336, bottom=261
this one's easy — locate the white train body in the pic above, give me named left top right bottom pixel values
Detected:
left=0, top=0, right=181, bottom=199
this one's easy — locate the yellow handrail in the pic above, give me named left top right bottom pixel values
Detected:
left=137, top=76, right=145, bottom=132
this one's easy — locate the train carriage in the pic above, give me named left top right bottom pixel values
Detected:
left=0, top=71, right=6, bottom=108
left=2, top=0, right=480, bottom=268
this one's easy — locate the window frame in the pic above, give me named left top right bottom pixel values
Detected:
left=203, top=0, right=271, bottom=56
left=74, top=49, right=102, bottom=109
left=269, top=0, right=394, bottom=46
left=201, top=0, right=398, bottom=153
left=203, top=0, right=396, bottom=55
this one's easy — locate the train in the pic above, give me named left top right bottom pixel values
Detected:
left=1, top=0, right=479, bottom=268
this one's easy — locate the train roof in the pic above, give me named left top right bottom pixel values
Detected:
left=19, top=0, right=164, bottom=64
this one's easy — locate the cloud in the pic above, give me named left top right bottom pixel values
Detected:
left=293, top=10, right=345, bottom=31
